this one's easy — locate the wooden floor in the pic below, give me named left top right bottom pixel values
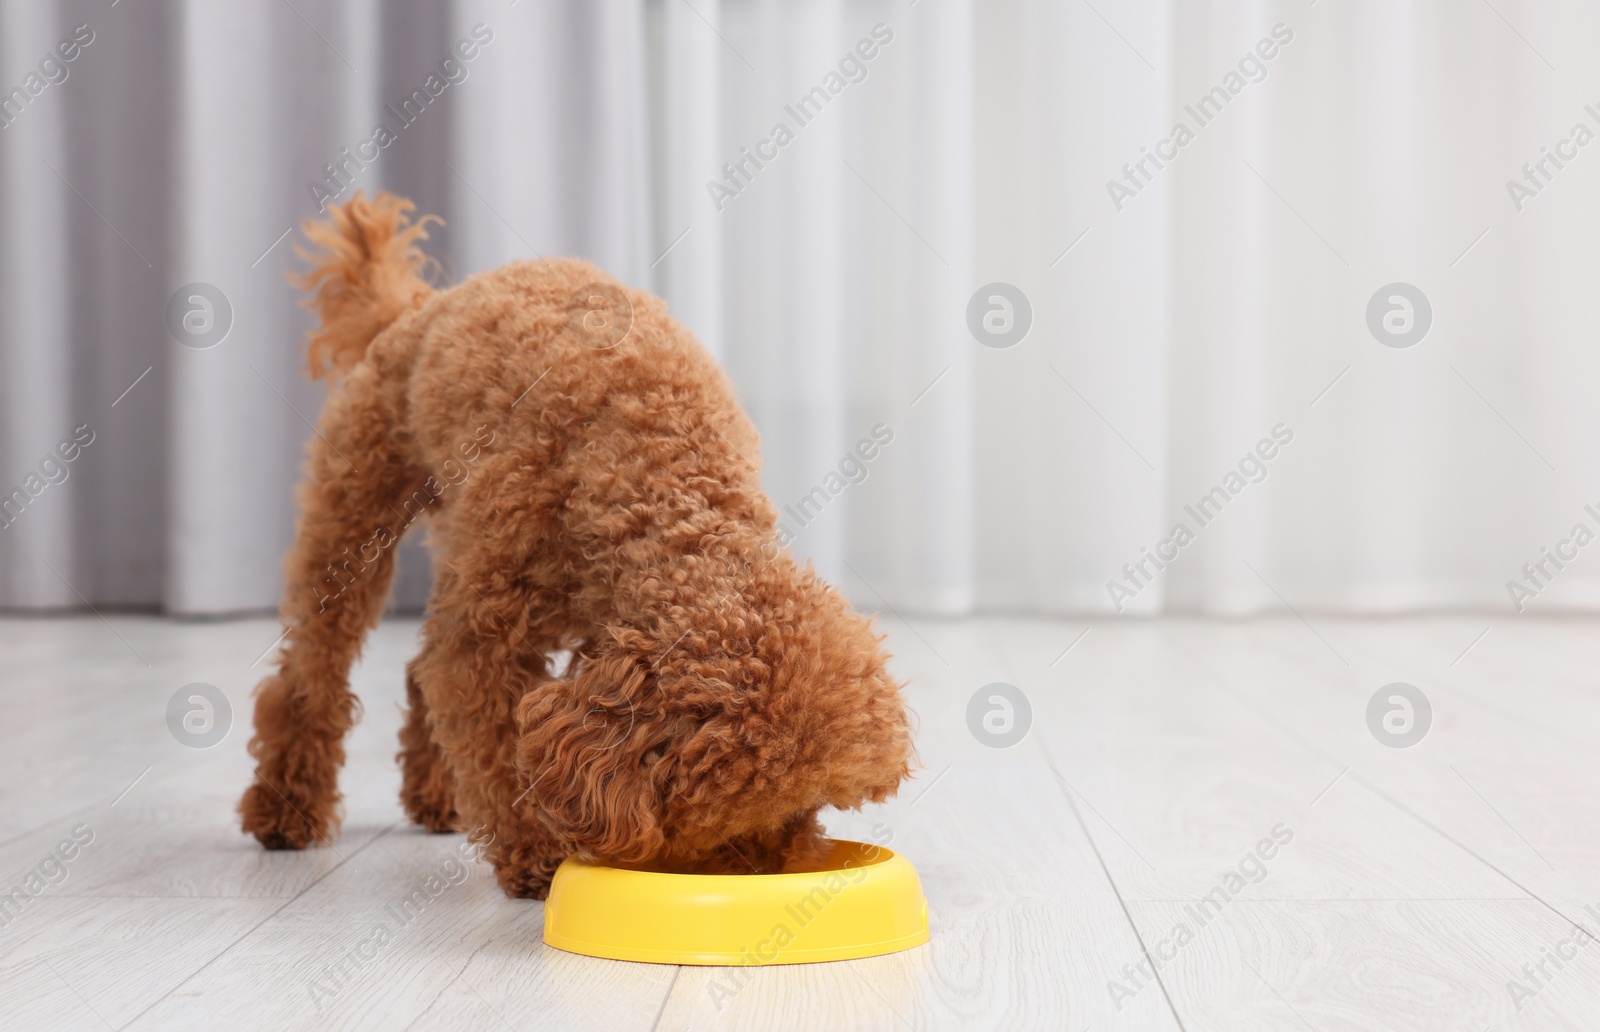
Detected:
left=1, top=612, right=1597, bottom=1031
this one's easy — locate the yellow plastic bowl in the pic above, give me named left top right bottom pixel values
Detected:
left=542, top=840, right=929, bottom=965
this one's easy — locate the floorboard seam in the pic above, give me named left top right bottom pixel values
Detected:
left=113, top=820, right=402, bottom=1030
left=1038, top=740, right=1189, bottom=1032
left=401, top=941, right=489, bottom=1032
left=1182, top=641, right=1600, bottom=947
left=647, top=965, right=680, bottom=1032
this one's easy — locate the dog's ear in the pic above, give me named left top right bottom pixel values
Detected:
left=514, top=651, right=670, bottom=864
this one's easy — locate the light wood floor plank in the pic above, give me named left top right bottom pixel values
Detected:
left=1128, top=898, right=1600, bottom=1031
left=3, top=614, right=1596, bottom=1030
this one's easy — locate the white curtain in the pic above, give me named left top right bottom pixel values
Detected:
left=3, top=0, right=1598, bottom=618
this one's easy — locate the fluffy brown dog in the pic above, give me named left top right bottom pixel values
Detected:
left=238, top=192, right=914, bottom=898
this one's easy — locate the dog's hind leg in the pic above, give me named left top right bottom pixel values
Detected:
left=398, top=654, right=459, bottom=832
left=239, top=360, right=421, bottom=849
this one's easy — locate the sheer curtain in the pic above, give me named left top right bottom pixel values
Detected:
left=3, top=0, right=1597, bottom=618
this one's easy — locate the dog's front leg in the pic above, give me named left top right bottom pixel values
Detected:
left=410, top=603, right=573, bottom=899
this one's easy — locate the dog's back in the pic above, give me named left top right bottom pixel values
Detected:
left=241, top=191, right=912, bottom=897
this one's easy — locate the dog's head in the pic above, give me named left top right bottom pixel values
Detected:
left=513, top=614, right=913, bottom=871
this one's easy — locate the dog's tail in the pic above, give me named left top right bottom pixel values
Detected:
left=292, top=191, right=439, bottom=380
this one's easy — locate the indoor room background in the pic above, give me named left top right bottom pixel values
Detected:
left=2, top=0, right=1595, bottom=624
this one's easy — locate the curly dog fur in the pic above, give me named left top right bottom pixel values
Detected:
left=239, top=192, right=914, bottom=899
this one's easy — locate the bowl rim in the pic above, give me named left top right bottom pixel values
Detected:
left=557, top=840, right=899, bottom=881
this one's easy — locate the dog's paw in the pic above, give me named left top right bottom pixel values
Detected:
left=399, top=763, right=461, bottom=833
left=403, top=797, right=461, bottom=834
left=494, top=861, right=555, bottom=900
left=239, top=780, right=330, bottom=850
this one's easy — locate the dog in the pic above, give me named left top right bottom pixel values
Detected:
left=238, top=192, right=914, bottom=898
